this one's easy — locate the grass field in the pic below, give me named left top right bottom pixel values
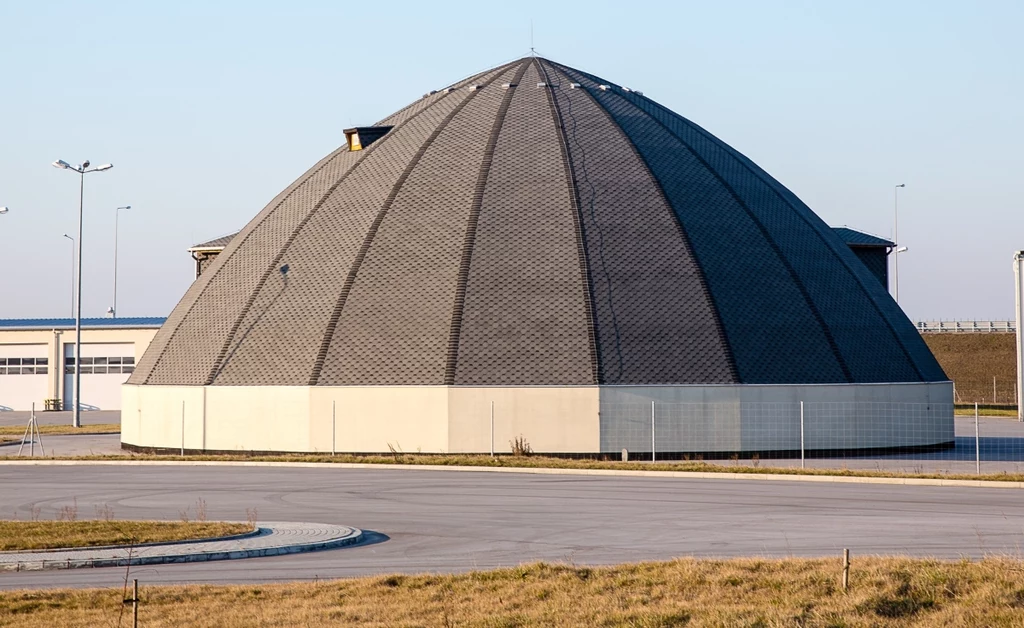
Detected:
left=3, top=557, right=1024, bottom=626
left=923, top=333, right=1018, bottom=406
left=6, top=451, right=1023, bottom=484
left=0, top=521, right=253, bottom=551
left=0, top=424, right=120, bottom=437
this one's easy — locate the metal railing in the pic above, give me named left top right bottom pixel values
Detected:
left=915, top=320, right=1016, bottom=333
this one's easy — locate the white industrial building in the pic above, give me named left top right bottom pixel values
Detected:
left=0, top=318, right=163, bottom=411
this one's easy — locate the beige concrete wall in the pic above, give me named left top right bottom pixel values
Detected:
left=310, top=387, right=449, bottom=453
left=121, top=384, right=205, bottom=449
left=204, top=387, right=311, bottom=452
left=447, top=387, right=600, bottom=453
left=122, top=384, right=600, bottom=454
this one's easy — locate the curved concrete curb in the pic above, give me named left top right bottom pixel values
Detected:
left=0, top=522, right=362, bottom=571
left=0, top=459, right=1020, bottom=489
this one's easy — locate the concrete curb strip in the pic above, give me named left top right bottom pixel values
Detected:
left=0, top=459, right=1020, bottom=488
left=0, top=522, right=362, bottom=572
left=0, top=526, right=262, bottom=555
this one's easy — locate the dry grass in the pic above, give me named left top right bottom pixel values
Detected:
left=923, top=333, right=1018, bottom=405
left=3, top=557, right=1024, bottom=626
left=955, top=405, right=1019, bottom=417
left=16, top=451, right=1024, bottom=484
left=0, top=423, right=120, bottom=437
left=0, top=521, right=252, bottom=551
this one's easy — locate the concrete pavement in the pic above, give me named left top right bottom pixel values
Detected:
left=0, top=465, right=1022, bottom=589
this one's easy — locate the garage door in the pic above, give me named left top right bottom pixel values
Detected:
left=63, top=343, right=135, bottom=411
left=0, top=344, right=50, bottom=411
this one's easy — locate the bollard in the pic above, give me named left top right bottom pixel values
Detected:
left=621, top=448, right=629, bottom=462
left=842, top=549, right=850, bottom=591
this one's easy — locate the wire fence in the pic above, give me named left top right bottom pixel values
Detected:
left=953, top=378, right=1018, bottom=406
left=583, top=400, right=1024, bottom=475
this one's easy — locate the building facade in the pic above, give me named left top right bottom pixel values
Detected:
left=0, top=318, right=163, bottom=411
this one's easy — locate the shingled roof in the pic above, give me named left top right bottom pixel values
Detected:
left=832, top=227, right=894, bottom=248
left=132, top=57, right=945, bottom=388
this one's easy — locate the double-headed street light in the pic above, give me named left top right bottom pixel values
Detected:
left=109, top=205, right=131, bottom=318
left=52, top=159, right=114, bottom=428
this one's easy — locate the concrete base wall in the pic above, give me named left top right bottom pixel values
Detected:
left=122, top=382, right=953, bottom=454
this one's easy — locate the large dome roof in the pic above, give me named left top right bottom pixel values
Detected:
left=132, top=57, right=945, bottom=387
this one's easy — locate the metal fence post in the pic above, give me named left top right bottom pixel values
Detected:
left=180, top=400, right=185, bottom=457
left=651, top=401, right=656, bottom=462
left=332, top=400, right=336, bottom=456
left=800, top=401, right=805, bottom=469
left=490, top=401, right=494, bottom=457
left=975, top=401, right=980, bottom=474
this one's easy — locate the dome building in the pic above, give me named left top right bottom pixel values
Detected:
left=122, top=57, right=952, bottom=455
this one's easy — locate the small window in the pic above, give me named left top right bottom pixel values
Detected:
left=37, top=367, right=48, bottom=375
left=122, top=366, right=135, bottom=374
left=124, top=357, right=135, bottom=365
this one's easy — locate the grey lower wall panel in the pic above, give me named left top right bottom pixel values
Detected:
left=599, top=382, right=954, bottom=454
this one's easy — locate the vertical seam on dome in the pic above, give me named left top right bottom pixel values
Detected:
left=136, top=148, right=345, bottom=384
left=623, top=93, right=928, bottom=381
left=310, top=62, right=522, bottom=387
left=546, top=62, right=740, bottom=383
left=147, top=60, right=518, bottom=386
left=443, top=60, right=532, bottom=386
left=205, top=92, right=452, bottom=386
left=553, top=64, right=852, bottom=383
left=535, top=58, right=601, bottom=385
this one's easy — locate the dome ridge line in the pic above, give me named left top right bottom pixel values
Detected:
left=619, top=92, right=932, bottom=381
left=309, top=61, right=523, bottom=387
left=546, top=61, right=739, bottom=384
left=132, top=144, right=350, bottom=385
left=535, top=58, right=601, bottom=385
left=556, top=62, right=853, bottom=384
left=204, top=79, right=470, bottom=386
left=443, top=59, right=533, bottom=386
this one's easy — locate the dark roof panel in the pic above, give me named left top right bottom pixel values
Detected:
left=133, top=56, right=946, bottom=388
left=832, top=227, right=895, bottom=247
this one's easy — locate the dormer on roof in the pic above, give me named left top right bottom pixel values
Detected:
left=344, top=126, right=393, bottom=151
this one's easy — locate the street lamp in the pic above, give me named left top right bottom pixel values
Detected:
left=893, top=184, right=906, bottom=303
left=52, top=159, right=114, bottom=428
left=0, top=207, right=9, bottom=214
left=109, top=205, right=131, bottom=318
left=62, top=234, right=75, bottom=317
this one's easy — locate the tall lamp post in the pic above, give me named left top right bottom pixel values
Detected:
left=62, top=234, right=76, bottom=317
left=893, top=184, right=906, bottom=302
left=109, top=205, right=131, bottom=318
left=52, top=159, right=114, bottom=428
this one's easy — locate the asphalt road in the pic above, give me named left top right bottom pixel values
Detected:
left=1, top=465, right=1022, bottom=590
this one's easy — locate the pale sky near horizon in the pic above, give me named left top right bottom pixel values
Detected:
left=1, top=0, right=1021, bottom=322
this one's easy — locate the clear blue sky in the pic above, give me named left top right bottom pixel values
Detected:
left=1, top=0, right=1021, bottom=321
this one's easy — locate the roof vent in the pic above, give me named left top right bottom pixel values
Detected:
left=422, top=90, right=438, bottom=99
left=344, top=126, right=393, bottom=152
left=622, top=87, right=632, bottom=93
left=468, top=84, right=481, bottom=91
left=570, top=82, right=582, bottom=89
left=443, top=87, right=454, bottom=94
left=598, top=84, right=611, bottom=91
left=634, top=91, right=644, bottom=96
left=501, top=82, right=515, bottom=89
left=536, top=81, right=548, bottom=88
